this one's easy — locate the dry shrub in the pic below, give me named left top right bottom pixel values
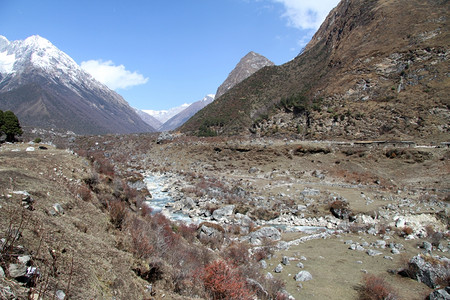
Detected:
left=177, top=223, right=198, bottom=242
left=402, top=226, right=413, bottom=236
left=223, top=242, right=250, bottom=265
left=109, top=200, right=128, bottom=229
left=200, top=260, right=253, bottom=300
left=76, top=185, right=91, bottom=202
left=358, top=274, right=398, bottom=300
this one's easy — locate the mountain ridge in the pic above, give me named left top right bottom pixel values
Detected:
left=0, top=35, right=155, bottom=135
left=180, top=0, right=449, bottom=142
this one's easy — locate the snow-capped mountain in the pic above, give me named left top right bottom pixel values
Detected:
left=0, top=35, right=154, bottom=134
left=159, top=94, right=214, bottom=131
left=142, top=103, right=191, bottom=124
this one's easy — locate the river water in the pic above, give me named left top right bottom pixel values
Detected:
left=143, top=173, right=330, bottom=233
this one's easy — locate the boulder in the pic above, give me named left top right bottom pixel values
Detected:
left=295, top=271, right=313, bottom=282
left=282, top=256, right=290, bottom=265
left=212, top=205, right=235, bottom=221
left=406, top=255, right=450, bottom=288
left=428, top=287, right=450, bottom=300
left=249, top=227, right=281, bottom=245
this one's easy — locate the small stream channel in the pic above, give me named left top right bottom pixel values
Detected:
left=143, top=173, right=331, bottom=234
left=143, top=174, right=192, bottom=223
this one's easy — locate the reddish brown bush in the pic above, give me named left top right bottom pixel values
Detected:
left=200, top=260, right=253, bottom=300
left=223, top=242, right=250, bottom=265
left=402, top=226, right=413, bottom=236
left=358, top=274, right=398, bottom=300
left=109, top=200, right=128, bottom=229
left=77, top=185, right=92, bottom=202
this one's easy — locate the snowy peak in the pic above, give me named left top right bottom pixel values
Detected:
left=0, top=35, right=154, bottom=134
left=143, top=103, right=191, bottom=123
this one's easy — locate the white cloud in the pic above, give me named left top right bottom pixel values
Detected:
left=80, top=59, right=148, bottom=90
left=273, top=0, right=340, bottom=30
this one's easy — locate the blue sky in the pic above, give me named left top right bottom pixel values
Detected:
left=0, top=0, right=339, bottom=110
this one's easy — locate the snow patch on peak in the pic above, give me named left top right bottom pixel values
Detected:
left=23, top=35, right=53, bottom=49
left=0, top=36, right=10, bottom=50
left=0, top=51, right=16, bottom=74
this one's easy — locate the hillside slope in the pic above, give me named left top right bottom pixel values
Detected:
left=181, top=0, right=449, bottom=142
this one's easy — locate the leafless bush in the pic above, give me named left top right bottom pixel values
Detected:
left=358, top=274, right=398, bottom=300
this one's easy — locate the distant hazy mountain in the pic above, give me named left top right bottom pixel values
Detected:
left=159, top=94, right=214, bottom=131
left=134, top=108, right=163, bottom=129
left=0, top=35, right=154, bottom=134
left=215, top=51, right=274, bottom=99
left=143, top=103, right=191, bottom=124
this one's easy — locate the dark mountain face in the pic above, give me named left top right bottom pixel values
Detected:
left=181, top=0, right=449, bottom=142
left=0, top=35, right=155, bottom=135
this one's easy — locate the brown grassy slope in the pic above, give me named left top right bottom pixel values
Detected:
left=180, top=0, right=449, bottom=142
left=0, top=144, right=147, bottom=299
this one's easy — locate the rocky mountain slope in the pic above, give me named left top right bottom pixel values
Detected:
left=0, top=35, right=155, bottom=135
left=181, top=0, right=449, bottom=143
left=215, top=51, right=274, bottom=99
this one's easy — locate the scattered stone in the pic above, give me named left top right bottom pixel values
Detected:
left=422, top=241, right=433, bottom=253
left=282, top=256, right=290, bottom=265
left=367, top=249, right=383, bottom=256
left=25, top=147, right=35, bottom=152
left=344, top=240, right=353, bottom=245
left=274, top=264, right=283, bottom=273
left=0, top=266, right=4, bottom=277
left=56, top=290, right=66, bottom=300
left=376, top=240, right=387, bottom=249
left=260, top=260, right=267, bottom=269
left=384, top=256, right=394, bottom=260
left=9, top=263, right=27, bottom=278
left=295, top=271, right=313, bottom=282
left=296, top=262, right=304, bottom=268
left=356, top=261, right=363, bottom=264
left=18, top=255, right=31, bottom=265
left=266, top=272, right=274, bottom=280
left=391, top=248, right=400, bottom=255
left=53, top=203, right=64, bottom=215
left=301, top=188, right=320, bottom=196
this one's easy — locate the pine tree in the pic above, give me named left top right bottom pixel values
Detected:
left=1, top=110, right=23, bottom=142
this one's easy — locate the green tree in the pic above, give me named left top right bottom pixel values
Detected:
left=1, top=110, right=23, bottom=142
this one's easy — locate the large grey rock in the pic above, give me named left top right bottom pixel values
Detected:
left=198, top=224, right=223, bottom=240
left=295, top=271, right=313, bottom=282
left=282, top=256, right=290, bottom=265
left=428, top=287, right=450, bottom=300
left=18, top=255, right=31, bottom=265
left=407, top=255, right=450, bottom=288
left=212, top=205, right=235, bottom=221
left=422, top=241, right=433, bottom=253
left=249, top=227, right=281, bottom=244
left=9, top=263, right=27, bottom=278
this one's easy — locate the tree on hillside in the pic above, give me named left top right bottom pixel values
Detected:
left=1, top=110, right=23, bottom=142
